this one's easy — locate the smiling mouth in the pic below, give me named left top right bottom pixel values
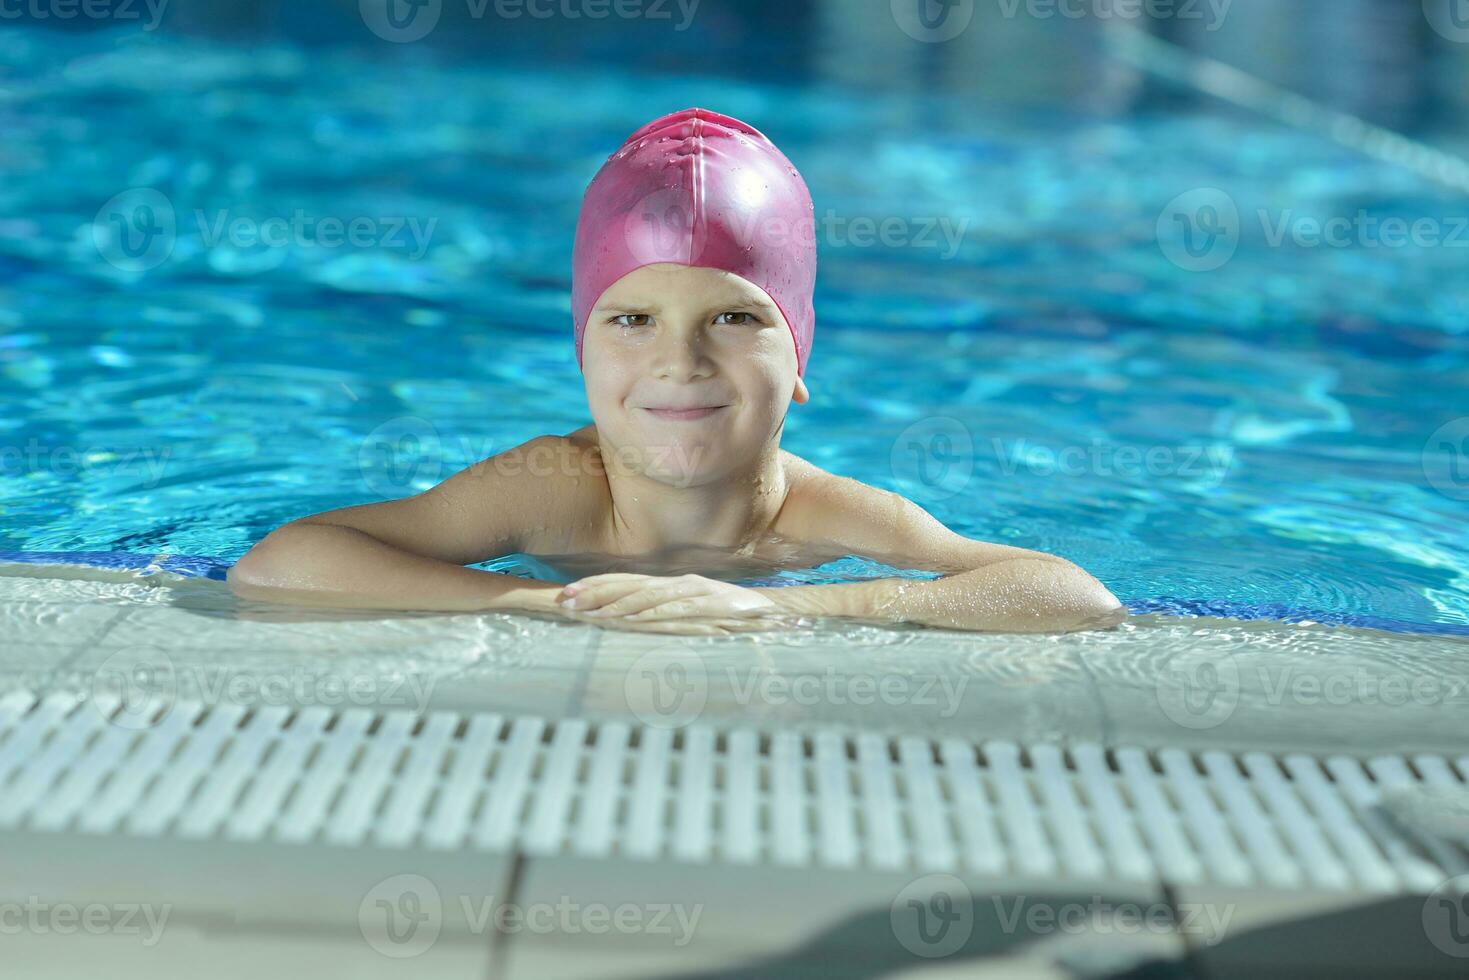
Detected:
left=641, top=405, right=729, bottom=421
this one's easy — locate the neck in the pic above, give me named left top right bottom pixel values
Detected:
left=597, top=439, right=791, bottom=555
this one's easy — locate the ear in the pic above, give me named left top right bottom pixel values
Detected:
left=792, top=376, right=810, bottom=404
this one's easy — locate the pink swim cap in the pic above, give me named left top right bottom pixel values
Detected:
left=572, top=107, right=817, bottom=376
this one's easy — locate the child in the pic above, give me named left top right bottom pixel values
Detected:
left=228, top=108, right=1124, bottom=635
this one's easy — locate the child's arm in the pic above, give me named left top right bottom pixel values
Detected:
left=226, top=436, right=569, bottom=615
left=752, top=477, right=1125, bottom=633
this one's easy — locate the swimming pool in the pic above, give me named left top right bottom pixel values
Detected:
left=3, top=25, right=1466, bottom=638
left=3, top=15, right=1469, bottom=976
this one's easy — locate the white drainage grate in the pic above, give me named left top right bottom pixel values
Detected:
left=1, top=688, right=1466, bottom=892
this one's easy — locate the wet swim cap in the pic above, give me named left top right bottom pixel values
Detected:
left=572, top=107, right=817, bottom=376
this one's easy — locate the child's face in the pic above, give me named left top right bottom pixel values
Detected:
left=582, top=263, right=808, bottom=487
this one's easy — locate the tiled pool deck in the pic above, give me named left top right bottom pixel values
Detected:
left=2, top=564, right=1467, bottom=978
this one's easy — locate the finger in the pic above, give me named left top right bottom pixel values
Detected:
left=560, top=580, right=654, bottom=611
left=593, top=581, right=707, bottom=618
left=560, top=573, right=654, bottom=595
left=561, top=605, right=708, bottom=633
left=709, top=618, right=777, bottom=634
left=623, top=595, right=723, bottom=621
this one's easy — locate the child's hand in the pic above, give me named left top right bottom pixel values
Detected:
left=555, top=573, right=784, bottom=628
left=560, top=612, right=774, bottom=636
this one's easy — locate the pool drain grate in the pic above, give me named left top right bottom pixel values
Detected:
left=1, top=688, right=1466, bottom=892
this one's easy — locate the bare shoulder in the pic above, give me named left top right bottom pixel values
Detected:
left=775, top=451, right=909, bottom=544
left=775, top=450, right=1070, bottom=572
left=494, top=428, right=611, bottom=553
left=384, top=429, right=610, bottom=558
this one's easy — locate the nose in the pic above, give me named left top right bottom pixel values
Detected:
left=651, top=324, right=714, bottom=381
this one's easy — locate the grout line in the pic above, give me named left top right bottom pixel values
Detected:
left=37, top=606, right=135, bottom=694
left=1161, top=878, right=1219, bottom=979
left=562, top=625, right=603, bottom=719
left=486, top=850, right=528, bottom=980
left=1069, top=647, right=1116, bottom=747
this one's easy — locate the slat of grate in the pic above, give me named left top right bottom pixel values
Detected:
left=856, top=732, right=907, bottom=870
left=0, top=693, right=82, bottom=790
left=813, top=731, right=859, bottom=869
left=226, top=708, right=331, bottom=842
left=1158, top=749, right=1254, bottom=886
left=723, top=730, right=760, bottom=864
left=77, top=702, right=204, bottom=834
left=1199, top=751, right=1304, bottom=889
left=1070, top=745, right=1154, bottom=881
left=1240, top=752, right=1353, bottom=890
left=770, top=732, right=810, bottom=867
left=28, top=710, right=141, bottom=833
left=1413, top=755, right=1467, bottom=792
left=324, top=712, right=418, bottom=846
left=523, top=719, right=589, bottom=855
left=375, top=713, right=461, bottom=849
left=127, top=704, right=246, bottom=837
left=178, top=706, right=291, bottom=839
left=940, top=739, right=1006, bottom=876
left=0, top=696, right=109, bottom=827
left=898, top=736, right=958, bottom=872
left=986, top=741, right=1055, bottom=877
left=670, top=726, right=715, bottom=863
left=1280, top=755, right=1401, bottom=892
left=1366, top=756, right=1469, bottom=876
left=1115, top=748, right=1203, bottom=883
left=0, top=689, right=41, bottom=740
left=275, top=710, right=372, bottom=844
left=1030, top=745, right=1105, bottom=880
left=423, top=713, right=501, bottom=850
left=474, top=716, right=546, bottom=851
left=571, top=721, right=629, bottom=859
left=1337, top=756, right=1464, bottom=886
left=623, top=726, right=672, bottom=860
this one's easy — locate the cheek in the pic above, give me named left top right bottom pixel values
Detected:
left=583, top=360, right=635, bottom=408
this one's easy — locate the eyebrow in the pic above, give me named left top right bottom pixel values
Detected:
left=594, top=295, right=778, bottom=314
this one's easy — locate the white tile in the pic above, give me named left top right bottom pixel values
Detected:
left=0, top=828, right=512, bottom=975
left=506, top=852, right=1182, bottom=976
left=0, top=601, right=129, bottom=653
left=581, top=627, right=1106, bottom=741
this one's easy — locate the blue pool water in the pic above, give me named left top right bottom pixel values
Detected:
left=2, top=27, right=1467, bottom=636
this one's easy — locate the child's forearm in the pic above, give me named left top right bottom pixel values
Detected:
left=226, top=523, right=563, bottom=615
left=752, top=558, right=1125, bottom=633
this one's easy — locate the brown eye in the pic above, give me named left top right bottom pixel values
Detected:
left=613, top=314, right=651, bottom=327
left=715, top=312, right=756, bottom=325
